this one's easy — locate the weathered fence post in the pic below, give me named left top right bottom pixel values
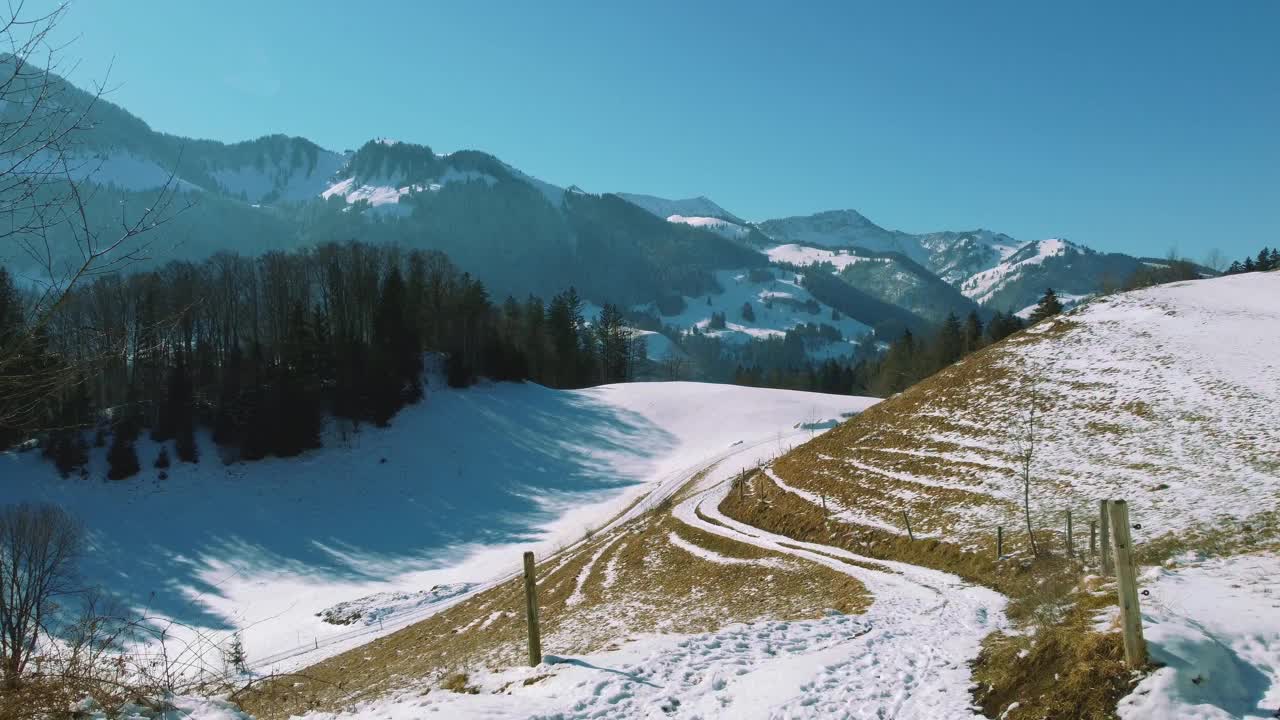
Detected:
left=821, top=493, right=828, bottom=515
left=1066, top=510, right=1074, bottom=557
left=1099, top=499, right=1113, bottom=575
left=1089, top=520, right=1097, bottom=555
left=996, top=525, right=1003, bottom=559
left=902, top=510, right=914, bottom=541
left=522, top=551, right=542, bottom=666
left=1107, top=500, right=1146, bottom=669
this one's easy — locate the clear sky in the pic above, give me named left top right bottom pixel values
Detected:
left=39, top=0, right=1280, bottom=260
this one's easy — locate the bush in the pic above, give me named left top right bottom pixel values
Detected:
left=0, top=503, right=83, bottom=688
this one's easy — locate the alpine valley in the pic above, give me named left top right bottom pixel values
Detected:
left=3, top=67, right=1189, bottom=368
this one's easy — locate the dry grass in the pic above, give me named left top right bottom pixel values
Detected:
left=720, top=469, right=1138, bottom=719
left=239, top=488, right=868, bottom=719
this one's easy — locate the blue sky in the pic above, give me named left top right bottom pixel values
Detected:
left=44, top=0, right=1279, bottom=259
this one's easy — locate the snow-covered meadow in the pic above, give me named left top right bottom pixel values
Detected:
left=1, top=379, right=871, bottom=677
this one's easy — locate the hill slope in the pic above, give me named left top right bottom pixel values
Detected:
left=774, top=271, right=1279, bottom=545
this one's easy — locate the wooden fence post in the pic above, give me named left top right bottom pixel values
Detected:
left=902, top=510, right=914, bottom=541
left=1066, top=510, right=1074, bottom=557
left=821, top=493, right=828, bottom=515
left=1107, top=500, right=1146, bottom=669
left=996, top=525, right=1003, bottom=559
left=1089, top=520, right=1097, bottom=555
left=1099, top=499, right=1113, bottom=575
left=522, top=551, right=542, bottom=666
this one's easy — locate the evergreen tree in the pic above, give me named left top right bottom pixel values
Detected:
left=1027, top=288, right=1064, bottom=323
left=154, top=446, right=171, bottom=469
left=596, top=303, right=630, bottom=383
left=106, top=432, right=141, bottom=481
left=547, top=288, right=584, bottom=387
left=934, top=312, right=963, bottom=368
left=963, top=311, right=984, bottom=355
left=986, top=311, right=1025, bottom=344
left=741, top=302, right=755, bottom=322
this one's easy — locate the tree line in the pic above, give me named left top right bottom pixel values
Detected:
left=727, top=289, right=1063, bottom=397
left=0, top=241, right=645, bottom=479
left=1224, top=247, right=1279, bottom=275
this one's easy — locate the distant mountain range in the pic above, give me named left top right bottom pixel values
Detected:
left=1, top=62, right=1188, bottom=352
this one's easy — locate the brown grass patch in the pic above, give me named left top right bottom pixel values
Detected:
left=239, top=493, right=869, bottom=719
left=720, top=471, right=1137, bottom=718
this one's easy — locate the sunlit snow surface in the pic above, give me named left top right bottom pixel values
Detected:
left=2, top=380, right=871, bottom=676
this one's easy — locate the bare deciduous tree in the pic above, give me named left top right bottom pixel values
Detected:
left=0, top=502, right=84, bottom=689
left=1012, top=373, right=1042, bottom=557
left=661, top=350, right=687, bottom=381
left=0, top=2, right=185, bottom=438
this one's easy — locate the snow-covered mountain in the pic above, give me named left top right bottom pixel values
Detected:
left=8, top=62, right=1171, bottom=349
left=615, top=193, right=744, bottom=224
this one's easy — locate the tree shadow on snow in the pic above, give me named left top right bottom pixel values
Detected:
left=2, top=382, right=677, bottom=635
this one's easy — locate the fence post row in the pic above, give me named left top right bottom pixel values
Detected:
left=1066, top=510, right=1074, bottom=557
left=1106, top=500, right=1146, bottom=669
left=522, top=551, right=542, bottom=666
left=1099, top=499, right=1113, bottom=575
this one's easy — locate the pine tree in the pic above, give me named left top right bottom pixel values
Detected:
left=963, top=311, right=984, bottom=354
left=106, top=432, right=141, bottom=481
left=1028, top=288, right=1064, bottom=324
left=741, top=302, right=755, bottom=322
left=226, top=633, right=247, bottom=674
left=596, top=303, right=630, bottom=383
left=934, top=312, right=963, bottom=369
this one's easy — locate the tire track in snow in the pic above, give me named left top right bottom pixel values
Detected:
left=565, top=534, right=624, bottom=607
left=538, top=462, right=1008, bottom=719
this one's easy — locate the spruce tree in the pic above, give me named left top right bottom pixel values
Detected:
left=963, top=311, right=984, bottom=354
left=1028, top=288, right=1064, bottom=323
left=106, top=432, right=141, bottom=481
left=934, top=312, right=963, bottom=369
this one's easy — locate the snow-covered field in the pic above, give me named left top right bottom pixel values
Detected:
left=1, top=379, right=870, bottom=678
left=782, top=271, right=1280, bottom=547
left=1118, top=552, right=1280, bottom=719
left=765, top=243, right=872, bottom=271
left=650, top=268, right=872, bottom=355
left=290, top=438, right=1006, bottom=720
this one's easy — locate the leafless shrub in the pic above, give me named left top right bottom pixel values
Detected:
left=0, top=502, right=83, bottom=690
left=0, top=1, right=188, bottom=439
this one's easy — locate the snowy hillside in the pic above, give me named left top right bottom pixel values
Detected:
left=959, top=238, right=1076, bottom=304
left=645, top=268, right=873, bottom=358
left=782, top=271, right=1280, bottom=545
left=2, top=378, right=871, bottom=677
left=765, top=271, right=1280, bottom=718
left=616, top=193, right=744, bottom=224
